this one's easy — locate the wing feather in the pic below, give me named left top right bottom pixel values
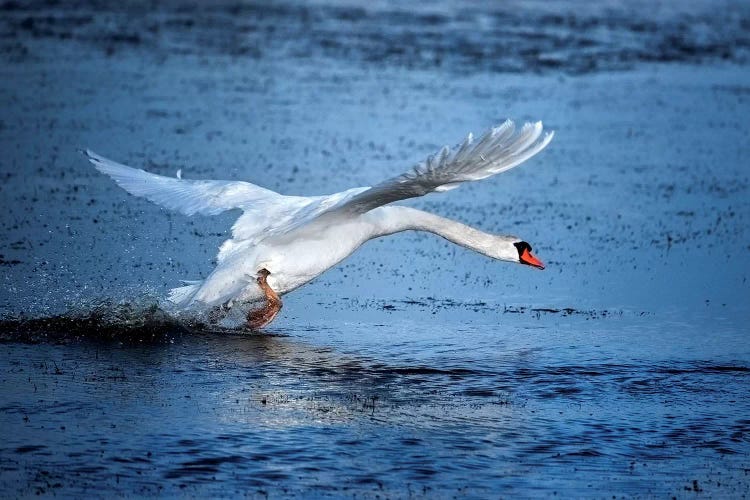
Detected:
left=320, top=119, right=553, bottom=216
left=83, top=149, right=279, bottom=216
left=83, top=149, right=324, bottom=246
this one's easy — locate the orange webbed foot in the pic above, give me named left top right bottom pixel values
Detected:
left=247, top=268, right=282, bottom=329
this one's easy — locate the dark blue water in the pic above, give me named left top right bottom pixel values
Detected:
left=2, top=309, right=749, bottom=496
left=1, top=0, right=749, bottom=497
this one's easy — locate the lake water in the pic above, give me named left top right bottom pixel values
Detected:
left=1, top=0, right=749, bottom=497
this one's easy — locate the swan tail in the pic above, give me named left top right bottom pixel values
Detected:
left=168, top=280, right=202, bottom=306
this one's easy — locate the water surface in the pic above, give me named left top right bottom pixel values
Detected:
left=1, top=0, right=749, bottom=497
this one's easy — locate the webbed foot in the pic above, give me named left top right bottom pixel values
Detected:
left=247, top=268, right=282, bottom=329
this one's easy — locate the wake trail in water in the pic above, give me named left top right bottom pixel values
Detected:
left=0, top=297, right=260, bottom=344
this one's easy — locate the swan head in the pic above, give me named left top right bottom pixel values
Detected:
left=489, top=238, right=545, bottom=269
left=512, top=241, right=545, bottom=269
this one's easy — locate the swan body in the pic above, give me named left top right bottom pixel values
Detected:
left=84, top=119, right=553, bottom=326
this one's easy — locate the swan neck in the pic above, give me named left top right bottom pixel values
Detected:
left=372, top=206, right=515, bottom=260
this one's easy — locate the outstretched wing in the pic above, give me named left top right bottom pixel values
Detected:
left=83, top=149, right=282, bottom=216
left=85, top=119, right=552, bottom=248
left=321, top=120, right=553, bottom=217
left=83, top=149, right=315, bottom=244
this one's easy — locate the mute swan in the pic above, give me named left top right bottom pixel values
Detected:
left=84, top=119, right=553, bottom=328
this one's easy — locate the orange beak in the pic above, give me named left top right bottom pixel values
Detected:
left=520, top=248, right=545, bottom=270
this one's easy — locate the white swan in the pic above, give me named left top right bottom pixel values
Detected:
left=84, top=119, right=553, bottom=328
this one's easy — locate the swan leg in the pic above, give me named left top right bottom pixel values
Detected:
left=247, top=268, right=282, bottom=329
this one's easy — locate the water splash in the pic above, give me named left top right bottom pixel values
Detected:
left=0, top=295, right=264, bottom=344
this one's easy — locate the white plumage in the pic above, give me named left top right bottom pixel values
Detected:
left=85, top=119, right=553, bottom=324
